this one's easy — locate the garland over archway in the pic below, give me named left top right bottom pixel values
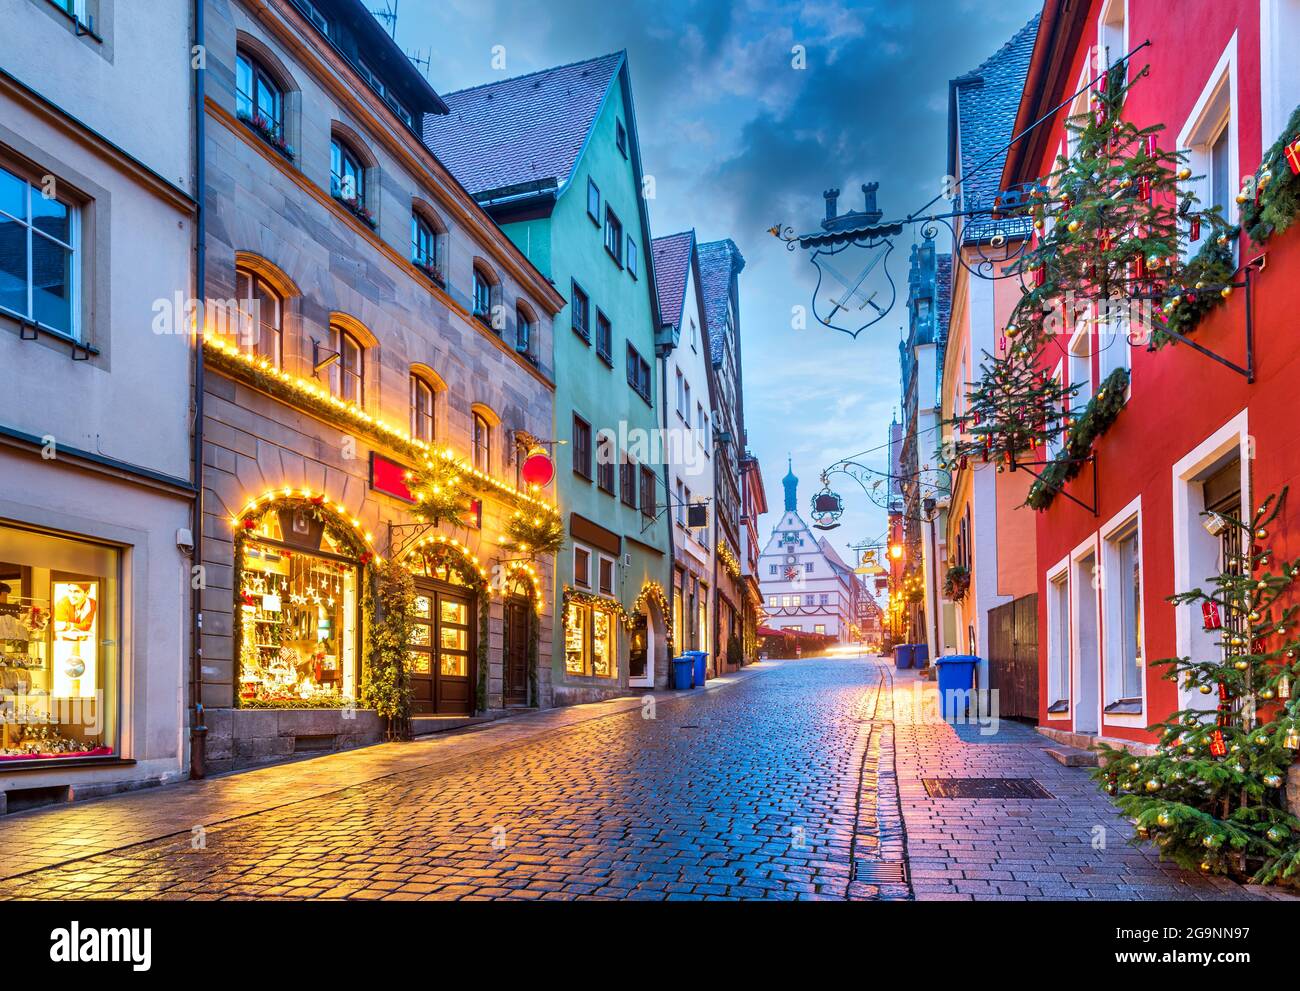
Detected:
left=632, top=580, right=674, bottom=656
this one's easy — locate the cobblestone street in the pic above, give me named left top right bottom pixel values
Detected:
left=0, top=656, right=1269, bottom=901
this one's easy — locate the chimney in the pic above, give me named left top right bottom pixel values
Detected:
left=823, top=188, right=840, bottom=223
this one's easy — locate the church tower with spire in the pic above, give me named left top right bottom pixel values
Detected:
left=758, top=456, right=862, bottom=646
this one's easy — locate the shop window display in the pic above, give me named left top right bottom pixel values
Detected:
left=0, top=524, right=118, bottom=761
left=237, top=506, right=359, bottom=705
left=564, top=599, right=616, bottom=678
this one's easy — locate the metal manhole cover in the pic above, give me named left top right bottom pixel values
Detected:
left=852, top=860, right=908, bottom=883
left=922, top=777, right=1053, bottom=799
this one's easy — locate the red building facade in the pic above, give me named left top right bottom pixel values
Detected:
left=1006, top=0, right=1300, bottom=746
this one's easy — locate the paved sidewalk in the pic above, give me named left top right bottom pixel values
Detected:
left=0, top=663, right=770, bottom=883
left=888, top=668, right=1262, bottom=901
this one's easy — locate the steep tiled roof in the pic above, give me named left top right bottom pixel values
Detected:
left=936, top=254, right=953, bottom=347
left=696, top=239, right=744, bottom=366
left=952, top=15, right=1039, bottom=224
left=651, top=230, right=694, bottom=331
left=422, top=52, right=624, bottom=198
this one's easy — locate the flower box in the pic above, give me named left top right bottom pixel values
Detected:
left=237, top=111, right=295, bottom=161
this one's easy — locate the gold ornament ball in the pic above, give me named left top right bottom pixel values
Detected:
left=1262, top=689, right=1276, bottom=700
left=1157, top=811, right=1173, bottom=828
left=1177, top=167, right=1192, bottom=180
left=1254, top=734, right=1270, bottom=746
left=1265, top=774, right=1284, bottom=788
left=1144, top=778, right=1161, bottom=793
left=1199, top=684, right=1213, bottom=694
left=1067, top=220, right=1081, bottom=234
left=1234, top=659, right=1249, bottom=671
left=1267, top=825, right=1289, bottom=843
left=1256, top=528, right=1268, bottom=540
left=1202, top=834, right=1223, bottom=849
left=1221, top=286, right=1233, bottom=299
left=1200, top=861, right=1213, bottom=873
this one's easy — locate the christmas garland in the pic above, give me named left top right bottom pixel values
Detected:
left=1093, top=491, right=1300, bottom=884
left=717, top=542, right=742, bottom=582
left=203, top=338, right=561, bottom=525
left=1154, top=229, right=1240, bottom=344
left=408, top=455, right=475, bottom=528
left=632, top=580, right=674, bottom=656
left=1025, top=367, right=1129, bottom=511
left=362, top=559, right=415, bottom=738
left=1240, top=103, right=1300, bottom=244
left=232, top=495, right=376, bottom=710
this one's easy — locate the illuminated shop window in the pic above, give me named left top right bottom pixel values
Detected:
left=0, top=524, right=118, bottom=761
left=564, top=600, right=616, bottom=678
left=237, top=507, right=359, bottom=705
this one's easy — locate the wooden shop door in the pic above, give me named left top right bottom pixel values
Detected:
left=504, top=596, right=530, bottom=707
left=409, top=580, right=474, bottom=715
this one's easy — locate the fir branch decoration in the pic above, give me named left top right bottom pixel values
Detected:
left=362, top=559, right=415, bottom=738
left=1092, top=490, right=1300, bottom=884
left=943, top=565, right=970, bottom=601
left=1025, top=367, right=1129, bottom=510
left=1240, top=103, right=1300, bottom=244
left=503, top=509, right=566, bottom=557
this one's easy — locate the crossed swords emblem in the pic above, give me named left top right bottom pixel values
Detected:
left=809, top=241, right=896, bottom=337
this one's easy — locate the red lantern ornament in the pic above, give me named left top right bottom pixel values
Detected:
left=1137, top=176, right=1152, bottom=201
left=520, top=445, right=555, bottom=487
left=1286, top=137, right=1300, bottom=175
left=1202, top=601, right=1222, bottom=630
left=1188, top=217, right=1200, bottom=242
left=1033, top=265, right=1046, bottom=288
left=1145, top=134, right=1158, bottom=157
left=1209, top=729, right=1228, bottom=757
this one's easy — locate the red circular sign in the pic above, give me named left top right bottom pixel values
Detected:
left=520, top=446, right=554, bottom=487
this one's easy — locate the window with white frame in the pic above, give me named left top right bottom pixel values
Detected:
left=1097, top=0, right=1127, bottom=77
left=1261, top=1, right=1300, bottom=152
left=1045, top=362, right=1065, bottom=460
left=597, top=553, right=615, bottom=596
left=573, top=544, right=592, bottom=589
left=1098, top=294, right=1132, bottom=382
left=1068, top=323, right=1093, bottom=414
left=0, top=162, right=79, bottom=338
left=1178, top=38, right=1237, bottom=257
left=1103, top=518, right=1144, bottom=706
left=1046, top=570, right=1070, bottom=712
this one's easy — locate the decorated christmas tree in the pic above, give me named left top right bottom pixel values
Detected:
left=1093, top=490, right=1300, bottom=884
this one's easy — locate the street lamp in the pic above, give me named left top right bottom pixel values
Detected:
left=888, top=543, right=904, bottom=561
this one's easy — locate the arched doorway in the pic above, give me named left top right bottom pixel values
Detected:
left=406, top=544, right=482, bottom=715
left=631, top=581, right=671, bottom=689
left=502, top=566, right=542, bottom=707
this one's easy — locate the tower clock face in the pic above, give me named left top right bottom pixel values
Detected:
left=784, top=566, right=799, bottom=581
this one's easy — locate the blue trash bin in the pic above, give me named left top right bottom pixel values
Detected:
left=893, top=644, right=914, bottom=670
left=672, top=656, right=693, bottom=690
left=684, top=650, right=708, bottom=688
left=912, top=642, right=930, bottom=669
left=934, top=655, right=979, bottom=720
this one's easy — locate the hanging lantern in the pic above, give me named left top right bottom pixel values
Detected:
left=520, top=445, right=555, bottom=487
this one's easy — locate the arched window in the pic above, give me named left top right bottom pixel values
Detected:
left=411, top=205, right=447, bottom=285
left=328, top=322, right=365, bottom=404
left=410, top=372, right=436, bottom=442
left=234, top=267, right=282, bottom=365
left=515, top=301, right=536, bottom=359
left=473, top=412, right=491, bottom=472
left=235, top=51, right=284, bottom=138
left=330, top=136, right=367, bottom=208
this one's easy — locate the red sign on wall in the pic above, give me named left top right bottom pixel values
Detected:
left=370, top=453, right=415, bottom=502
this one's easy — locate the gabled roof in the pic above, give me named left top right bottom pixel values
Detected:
left=651, top=230, right=695, bottom=331
left=818, top=538, right=853, bottom=574
left=949, top=15, right=1040, bottom=220
left=696, top=238, right=745, bottom=366
left=422, top=51, right=625, bottom=199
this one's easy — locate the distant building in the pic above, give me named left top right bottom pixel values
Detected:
left=758, top=462, right=857, bottom=640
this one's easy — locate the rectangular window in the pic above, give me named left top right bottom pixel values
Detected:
left=1068, top=325, right=1092, bottom=413
left=620, top=456, right=637, bottom=508
left=596, top=432, right=615, bottom=494
left=472, top=271, right=493, bottom=325
left=1047, top=571, right=1070, bottom=711
left=616, top=119, right=628, bottom=157
left=570, top=281, right=590, bottom=342
left=587, top=178, right=600, bottom=224
left=768, top=595, right=777, bottom=607
left=805, top=563, right=814, bottom=574
left=769, top=565, right=777, bottom=576
left=640, top=467, right=657, bottom=518
left=627, top=235, right=638, bottom=279
left=571, top=414, right=592, bottom=481
left=0, top=163, right=79, bottom=338
left=1102, top=518, right=1144, bottom=708
left=573, top=545, right=591, bottom=589
left=596, top=310, right=612, bottom=364
left=815, top=624, right=826, bottom=636
left=564, top=600, right=616, bottom=678
left=626, top=344, right=651, bottom=402
left=604, top=208, right=624, bottom=266
left=0, top=523, right=120, bottom=762
left=675, top=480, right=685, bottom=524
left=598, top=555, right=615, bottom=596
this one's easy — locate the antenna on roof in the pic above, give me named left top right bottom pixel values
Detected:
left=405, top=47, right=433, bottom=80
left=369, top=0, right=398, bottom=38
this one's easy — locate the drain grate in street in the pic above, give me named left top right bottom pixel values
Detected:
left=852, top=860, right=908, bottom=884
left=676, top=724, right=701, bottom=729
left=922, top=777, right=1053, bottom=799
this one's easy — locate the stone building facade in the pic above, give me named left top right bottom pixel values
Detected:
left=197, top=0, right=563, bottom=771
